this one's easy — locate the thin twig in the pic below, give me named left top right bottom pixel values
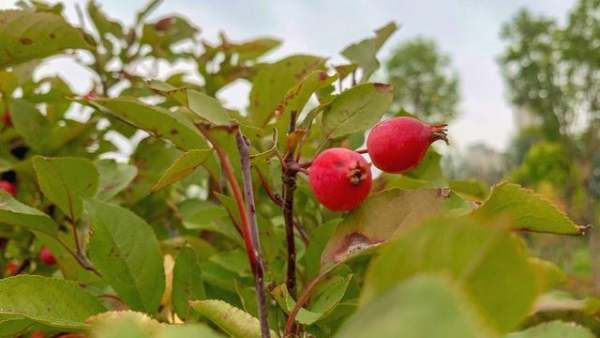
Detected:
left=284, top=271, right=330, bottom=337
left=196, top=123, right=269, bottom=337
left=56, top=237, right=101, bottom=277
left=236, top=131, right=270, bottom=338
left=256, top=168, right=283, bottom=207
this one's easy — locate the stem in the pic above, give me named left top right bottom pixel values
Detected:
left=256, top=168, right=283, bottom=207
left=56, top=237, right=101, bottom=277
left=282, top=112, right=299, bottom=298
left=197, top=124, right=269, bottom=338
left=284, top=271, right=330, bottom=337
left=236, top=131, right=270, bottom=338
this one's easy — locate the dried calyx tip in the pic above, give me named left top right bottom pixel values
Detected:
left=347, top=161, right=370, bottom=186
left=431, top=123, right=449, bottom=145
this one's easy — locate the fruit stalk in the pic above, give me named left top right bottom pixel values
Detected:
left=236, top=131, right=270, bottom=338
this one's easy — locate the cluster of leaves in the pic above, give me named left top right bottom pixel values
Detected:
left=0, top=1, right=597, bottom=338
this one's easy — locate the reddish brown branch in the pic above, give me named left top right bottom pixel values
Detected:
left=236, top=131, right=270, bottom=338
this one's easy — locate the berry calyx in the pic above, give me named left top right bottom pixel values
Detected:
left=39, top=246, right=56, bottom=266
left=0, top=180, right=16, bottom=196
left=308, top=147, right=372, bottom=211
left=367, top=116, right=448, bottom=173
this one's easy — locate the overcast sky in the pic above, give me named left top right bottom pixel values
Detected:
left=0, top=0, right=577, bottom=151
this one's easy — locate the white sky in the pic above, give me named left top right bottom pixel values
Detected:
left=0, top=0, right=577, bottom=151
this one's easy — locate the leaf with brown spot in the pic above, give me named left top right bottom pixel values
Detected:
left=0, top=10, right=90, bottom=68
left=320, top=188, right=466, bottom=271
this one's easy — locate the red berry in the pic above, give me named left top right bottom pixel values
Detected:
left=0, top=180, right=16, bottom=196
left=1, top=111, right=10, bottom=127
left=39, top=246, right=56, bottom=266
left=31, top=331, right=46, bottom=338
left=367, top=116, right=448, bottom=173
left=5, top=261, right=19, bottom=276
left=309, top=148, right=372, bottom=211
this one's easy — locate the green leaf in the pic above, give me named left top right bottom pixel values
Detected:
left=190, top=300, right=275, bottom=338
left=91, top=97, right=208, bottom=151
left=151, top=149, right=212, bottom=191
left=529, top=257, right=567, bottom=292
left=88, top=311, right=223, bottom=338
left=471, top=182, right=584, bottom=235
left=334, top=274, right=494, bottom=338
left=0, top=10, right=90, bottom=68
left=136, top=0, right=162, bottom=24
left=272, top=274, right=352, bottom=325
left=11, top=99, right=51, bottom=153
left=85, top=198, right=165, bottom=313
left=231, top=38, right=281, bottom=61
left=274, top=70, right=337, bottom=139
left=449, top=180, right=489, bottom=200
left=321, top=188, right=459, bottom=270
left=341, top=22, right=398, bottom=82
left=0, top=315, right=32, bottom=337
left=0, top=275, right=105, bottom=330
left=126, top=139, right=181, bottom=203
left=141, top=16, right=198, bottom=59
left=304, top=218, right=341, bottom=279
left=33, top=156, right=99, bottom=220
left=322, top=83, right=393, bottom=139
left=0, top=191, right=58, bottom=236
left=87, top=1, right=123, bottom=41
left=180, top=199, right=239, bottom=244
left=505, top=321, right=594, bottom=338
left=95, top=159, right=138, bottom=200
left=149, top=83, right=233, bottom=126
left=172, top=247, right=206, bottom=320
left=362, top=217, right=538, bottom=333
left=249, top=54, right=324, bottom=126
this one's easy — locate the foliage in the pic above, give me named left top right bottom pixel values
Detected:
left=0, top=1, right=595, bottom=338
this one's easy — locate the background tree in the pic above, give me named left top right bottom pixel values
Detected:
left=499, top=0, right=600, bottom=289
left=384, top=38, right=460, bottom=122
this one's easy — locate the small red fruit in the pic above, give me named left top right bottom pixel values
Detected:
left=30, top=331, right=46, bottom=338
left=1, top=111, right=10, bottom=126
left=0, top=180, right=16, bottom=196
left=309, top=148, right=372, bottom=211
left=367, top=116, right=448, bottom=173
left=5, top=261, right=19, bottom=276
left=39, top=246, right=56, bottom=266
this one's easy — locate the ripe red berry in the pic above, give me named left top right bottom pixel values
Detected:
left=30, top=331, right=46, bottom=338
left=309, top=148, right=372, bottom=211
left=39, top=246, right=56, bottom=266
left=1, top=111, right=10, bottom=127
left=0, top=180, right=16, bottom=196
left=367, top=116, right=448, bottom=173
left=5, top=261, right=19, bottom=276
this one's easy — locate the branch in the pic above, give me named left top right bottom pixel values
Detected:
left=236, top=131, right=270, bottom=338
left=196, top=123, right=270, bottom=338
left=282, top=112, right=299, bottom=298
